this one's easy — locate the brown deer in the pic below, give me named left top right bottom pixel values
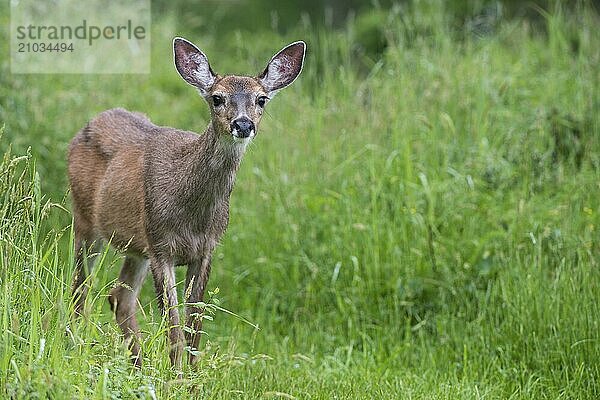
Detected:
left=68, top=37, right=306, bottom=371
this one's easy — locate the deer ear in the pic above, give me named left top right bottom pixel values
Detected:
left=173, top=37, right=217, bottom=95
left=258, top=41, right=306, bottom=96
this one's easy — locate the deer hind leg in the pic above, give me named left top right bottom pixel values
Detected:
left=71, top=228, right=101, bottom=317
left=108, top=255, right=149, bottom=368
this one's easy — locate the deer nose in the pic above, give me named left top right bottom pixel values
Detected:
left=231, top=117, right=255, bottom=138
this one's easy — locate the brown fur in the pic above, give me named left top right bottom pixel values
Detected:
left=68, top=37, right=305, bottom=372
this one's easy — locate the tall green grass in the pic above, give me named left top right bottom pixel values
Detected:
left=1, top=1, right=599, bottom=398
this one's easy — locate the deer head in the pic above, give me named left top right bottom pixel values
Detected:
left=173, top=37, right=306, bottom=143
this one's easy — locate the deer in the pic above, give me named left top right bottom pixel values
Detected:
left=68, top=37, right=306, bottom=371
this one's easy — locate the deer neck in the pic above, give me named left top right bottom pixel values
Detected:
left=180, top=123, right=246, bottom=205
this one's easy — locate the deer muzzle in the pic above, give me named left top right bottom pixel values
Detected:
left=230, top=117, right=255, bottom=139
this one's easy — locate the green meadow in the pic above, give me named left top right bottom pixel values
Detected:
left=1, top=1, right=599, bottom=398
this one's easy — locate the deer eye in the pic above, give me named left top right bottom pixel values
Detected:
left=257, top=96, right=268, bottom=108
left=212, top=95, right=224, bottom=107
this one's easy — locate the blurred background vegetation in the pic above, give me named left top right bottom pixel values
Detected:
left=161, top=0, right=600, bottom=65
left=157, top=0, right=600, bottom=34
left=2, top=0, right=600, bottom=198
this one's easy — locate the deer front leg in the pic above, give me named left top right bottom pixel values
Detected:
left=149, top=257, right=184, bottom=372
left=184, top=255, right=212, bottom=364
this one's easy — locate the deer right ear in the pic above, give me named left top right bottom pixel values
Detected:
left=173, top=37, right=216, bottom=96
left=258, top=41, right=306, bottom=96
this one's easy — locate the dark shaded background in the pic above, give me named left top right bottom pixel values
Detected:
left=157, top=0, right=600, bottom=35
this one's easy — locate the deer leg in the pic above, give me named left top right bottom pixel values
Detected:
left=72, top=233, right=100, bottom=316
left=149, top=257, right=184, bottom=371
left=108, top=256, right=149, bottom=368
left=184, top=255, right=212, bottom=364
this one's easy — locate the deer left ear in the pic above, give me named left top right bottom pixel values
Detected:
left=258, top=41, right=306, bottom=96
left=173, top=37, right=217, bottom=96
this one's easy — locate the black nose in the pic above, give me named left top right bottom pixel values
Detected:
left=231, top=117, right=255, bottom=138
